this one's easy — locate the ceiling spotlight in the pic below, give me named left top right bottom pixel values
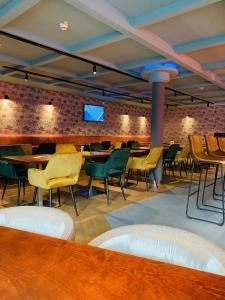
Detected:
left=24, top=73, right=28, bottom=82
left=191, top=96, right=194, bottom=102
left=48, top=101, right=52, bottom=106
left=207, top=103, right=210, bottom=107
left=3, top=95, right=9, bottom=100
left=93, top=65, right=97, bottom=75
left=102, top=90, right=105, bottom=96
left=59, top=20, right=69, bottom=31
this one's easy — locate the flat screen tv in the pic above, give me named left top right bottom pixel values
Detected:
left=83, top=104, right=104, bottom=122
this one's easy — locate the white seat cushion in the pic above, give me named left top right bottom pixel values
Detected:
left=0, top=206, right=74, bottom=240
left=90, top=225, right=225, bottom=275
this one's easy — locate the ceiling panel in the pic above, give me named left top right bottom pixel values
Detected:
left=148, top=2, right=225, bottom=45
left=84, top=38, right=157, bottom=65
left=187, top=44, right=225, bottom=64
left=0, top=36, right=51, bottom=61
left=105, top=0, right=177, bottom=19
left=7, top=0, right=113, bottom=47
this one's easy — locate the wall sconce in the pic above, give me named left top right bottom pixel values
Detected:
left=47, top=100, right=53, bottom=112
left=3, top=95, right=9, bottom=101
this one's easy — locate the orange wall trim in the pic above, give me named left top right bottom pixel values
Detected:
left=0, top=134, right=150, bottom=146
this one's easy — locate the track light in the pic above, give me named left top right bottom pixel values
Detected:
left=207, top=103, right=209, bottom=107
left=24, top=72, right=28, bottom=82
left=174, top=91, right=177, bottom=97
left=191, top=96, right=194, bottom=102
left=48, top=101, right=52, bottom=106
left=93, top=65, right=97, bottom=75
left=102, top=90, right=105, bottom=96
left=3, top=95, right=9, bottom=100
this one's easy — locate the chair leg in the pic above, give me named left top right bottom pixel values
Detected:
left=152, top=169, right=158, bottom=188
left=104, top=178, right=109, bottom=205
left=57, top=188, right=61, bottom=207
left=23, top=178, right=26, bottom=196
left=126, top=169, right=130, bottom=186
left=144, top=171, right=149, bottom=191
left=49, top=189, right=52, bottom=207
left=88, top=176, right=93, bottom=198
left=119, top=176, right=126, bottom=201
left=136, top=169, right=139, bottom=185
left=2, top=178, right=8, bottom=200
left=32, top=187, right=38, bottom=204
left=69, top=185, right=79, bottom=216
left=17, top=179, right=21, bottom=206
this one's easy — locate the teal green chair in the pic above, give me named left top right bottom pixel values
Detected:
left=85, top=149, right=130, bottom=205
left=90, top=143, right=103, bottom=151
left=0, top=146, right=27, bottom=205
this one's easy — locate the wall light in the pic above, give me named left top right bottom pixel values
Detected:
left=24, top=72, right=29, bottom=82
left=3, top=95, right=9, bottom=100
left=93, top=65, right=97, bottom=75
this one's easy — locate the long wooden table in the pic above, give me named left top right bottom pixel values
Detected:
left=0, top=226, right=225, bottom=299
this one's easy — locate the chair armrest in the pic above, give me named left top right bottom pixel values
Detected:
left=28, top=168, right=49, bottom=189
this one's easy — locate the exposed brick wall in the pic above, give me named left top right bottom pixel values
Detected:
left=0, top=82, right=150, bottom=136
left=164, top=105, right=225, bottom=144
left=0, top=81, right=224, bottom=144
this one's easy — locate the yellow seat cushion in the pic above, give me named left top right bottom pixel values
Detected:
left=113, top=142, right=122, bottom=149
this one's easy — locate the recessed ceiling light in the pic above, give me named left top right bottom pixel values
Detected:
left=59, top=21, right=69, bottom=31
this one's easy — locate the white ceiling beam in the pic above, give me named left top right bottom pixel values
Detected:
left=66, top=0, right=225, bottom=90
left=0, top=0, right=40, bottom=28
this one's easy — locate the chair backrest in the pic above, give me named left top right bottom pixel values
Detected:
left=106, top=149, right=130, bottom=172
left=127, top=141, right=140, bottom=148
left=113, top=141, right=122, bottom=149
left=180, top=144, right=190, bottom=158
left=56, top=143, right=77, bottom=153
left=0, top=145, right=24, bottom=156
left=188, top=135, right=204, bottom=160
left=17, top=144, right=32, bottom=155
left=164, top=144, right=180, bottom=160
left=146, top=147, right=163, bottom=166
left=101, top=141, right=111, bottom=150
left=36, top=143, right=56, bottom=154
left=45, top=152, right=82, bottom=179
left=218, top=137, right=225, bottom=152
left=205, top=135, right=219, bottom=153
left=90, top=143, right=103, bottom=151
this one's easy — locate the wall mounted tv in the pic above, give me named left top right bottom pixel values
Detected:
left=83, top=104, right=105, bottom=122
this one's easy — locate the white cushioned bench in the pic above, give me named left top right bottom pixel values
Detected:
left=0, top=206, right=74, bottom=240
left=90, top=224, right=225, bottom=275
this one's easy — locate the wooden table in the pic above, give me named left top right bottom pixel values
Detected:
left=2, top=154, right=51, bottom=165
left=0, top=226, right=225, bottom=300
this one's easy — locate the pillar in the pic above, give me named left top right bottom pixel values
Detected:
left=141, top=65, right=179, bottom=181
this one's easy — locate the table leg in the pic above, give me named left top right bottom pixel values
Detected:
left=38, top=187, right=43, bottom=206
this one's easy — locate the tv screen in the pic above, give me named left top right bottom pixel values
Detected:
left=83, top=104, right=104, bottom=122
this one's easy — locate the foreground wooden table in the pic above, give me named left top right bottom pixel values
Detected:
left=0, top=226, right=225, bottom=300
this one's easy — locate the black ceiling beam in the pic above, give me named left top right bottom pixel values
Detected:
left=0, top=30, right=147, bottom=83
left=3, top=66, right=151, bottom=102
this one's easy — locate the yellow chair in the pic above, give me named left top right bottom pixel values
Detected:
left=126, top=146, right=163, bottom=191
left=28, top=152, right=83, bottom=215
left=56, top=143, right=77, bottom=153
left=216, top=137, right=225, bottom=153
left=175, top=144, right=190, bottom=177
left=113, top=142, right=122, bottom=149
left=16, top=144, right=32, bottom=155
left=205, top=135, right=225, bottom=157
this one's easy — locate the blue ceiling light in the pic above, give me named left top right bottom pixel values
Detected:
left=139, top=62, right=181, bottom=73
